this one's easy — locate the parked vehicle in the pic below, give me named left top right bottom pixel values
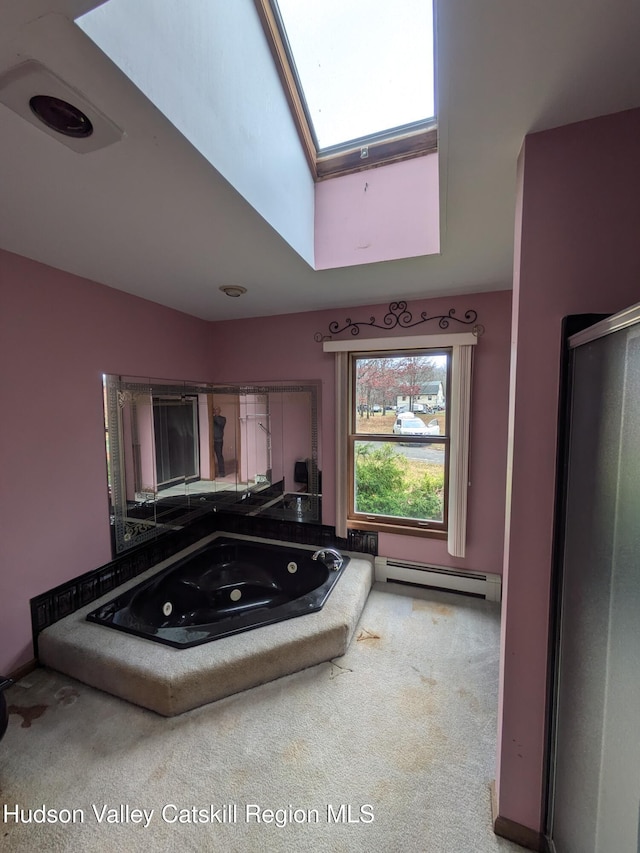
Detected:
left=393, top=416, right=440, bottom=438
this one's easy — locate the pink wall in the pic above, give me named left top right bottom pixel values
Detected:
left=136, top=400, right=156, bottom=494
left=0, top=249, right=211, bottom=673
left=208, top=289, right=512, bottom=575
left=269, top=390, right=314, bottom=491
left=314, top=154, right=440, bottom=269
left=497, top=108, right=640, bottom=833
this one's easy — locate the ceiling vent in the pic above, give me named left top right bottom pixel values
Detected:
left=0, top=60, right=123, bottom=153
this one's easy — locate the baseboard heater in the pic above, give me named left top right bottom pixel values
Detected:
left=374, top=557, right=501, bottom=602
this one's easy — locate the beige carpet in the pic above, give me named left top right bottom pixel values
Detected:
left=1, top=583, right=525, bottom=852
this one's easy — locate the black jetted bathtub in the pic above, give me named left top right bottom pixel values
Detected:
left=87, top=537, right=349, bottom=648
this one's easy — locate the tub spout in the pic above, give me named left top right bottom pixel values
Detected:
left=311, top=548, right=344, bottom=571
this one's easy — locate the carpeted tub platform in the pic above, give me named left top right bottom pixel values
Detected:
left=38, top=533, right=374, bottom=716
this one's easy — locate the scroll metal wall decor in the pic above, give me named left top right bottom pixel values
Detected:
left=314, top=301, right=484, bottom=342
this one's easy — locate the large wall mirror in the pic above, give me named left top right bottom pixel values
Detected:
left=104, top=375, right=321, bottom=554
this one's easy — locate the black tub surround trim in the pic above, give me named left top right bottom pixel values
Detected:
left=1, top=676, right=13, bottom=742
left=30, top=513, right=377, bottom=654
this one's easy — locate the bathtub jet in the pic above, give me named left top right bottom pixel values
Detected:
left=86, top=538, right=349, bottom=649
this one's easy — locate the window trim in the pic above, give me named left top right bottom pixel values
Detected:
left=325, top=333, right=475, bottom=557
left=348, top=348, right=451, bottom=534
left=253, top=0, right=438, bottom=181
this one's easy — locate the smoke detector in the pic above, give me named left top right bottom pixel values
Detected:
left=0, top=60, right=123, bottom=153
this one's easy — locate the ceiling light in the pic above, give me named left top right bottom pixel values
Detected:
left=219, top=285, right=247, bottom=298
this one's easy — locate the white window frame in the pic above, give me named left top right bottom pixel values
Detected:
left=324, top=333, right=476, bottom=557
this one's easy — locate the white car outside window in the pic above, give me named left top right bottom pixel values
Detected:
left=393, top=417, right=440, bottom=437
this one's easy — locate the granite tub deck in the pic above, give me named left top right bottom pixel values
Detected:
left=38, top=533, right=374, bottom=716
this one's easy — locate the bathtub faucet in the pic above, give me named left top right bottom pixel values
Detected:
left=311, top=548, right=344, bottom=572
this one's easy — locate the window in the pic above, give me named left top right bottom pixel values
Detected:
left=349, top=349, right=450, bottom=535
left=324, top=333, right=475, bottom=556
left=254, top=0, right=437, bottom=180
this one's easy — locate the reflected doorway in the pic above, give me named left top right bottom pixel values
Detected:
left=153, top=396, right=199, bottom=489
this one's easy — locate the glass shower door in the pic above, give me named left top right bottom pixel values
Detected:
left=549, top=312, right=640, bottom=852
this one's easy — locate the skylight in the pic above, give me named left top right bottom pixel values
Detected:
left=275, top=0, right=435, bottom=151
left=256, top=0, right=437, bottom=178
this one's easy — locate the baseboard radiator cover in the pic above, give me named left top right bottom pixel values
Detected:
left=374, top=557, right=501, bottom=601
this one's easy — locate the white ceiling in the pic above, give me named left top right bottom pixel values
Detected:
left=0, top=0, right=638, bottom=321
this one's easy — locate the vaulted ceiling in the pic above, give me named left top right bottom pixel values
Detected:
left=0, top=0, right=638, bottom=320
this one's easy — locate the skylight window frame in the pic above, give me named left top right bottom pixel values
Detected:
left=254, top=0, right=438, bottom=181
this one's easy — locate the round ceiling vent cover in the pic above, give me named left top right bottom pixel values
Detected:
left=29, top=95, right=93, bottom=138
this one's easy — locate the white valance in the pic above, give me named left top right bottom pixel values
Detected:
left=323, top=332, right=477, bottom=353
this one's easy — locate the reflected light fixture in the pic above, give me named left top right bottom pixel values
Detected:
left=219, top=285, right=247, bottom=298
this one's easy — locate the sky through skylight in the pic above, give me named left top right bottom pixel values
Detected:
left=275, top=0, right=435, bottom=150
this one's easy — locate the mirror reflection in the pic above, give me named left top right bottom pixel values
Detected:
left=104, top=376, right=321, bottom=554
